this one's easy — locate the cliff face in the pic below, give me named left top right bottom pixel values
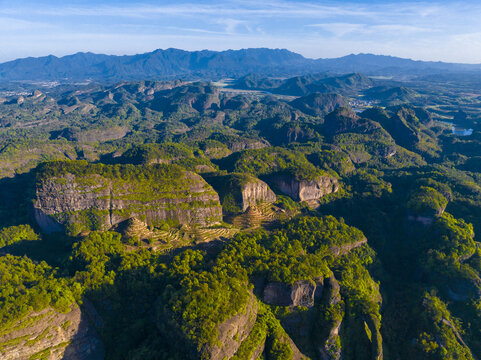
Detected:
left=34, top=164, right=222, bottom=234
left=240, top=178, right=276, bottom=212
left=263, top=279, right=323, bottom=307
left=204, top=292, right=258, bottom=360
left=318, top=276, right=343, bottom=360
left=0, top=304, right=104, bottom=360
left=157, top=290, right=258, bottom=360
left=271, top=175, right=339, bottom=202
left=207, top=173, right=276, bottom=214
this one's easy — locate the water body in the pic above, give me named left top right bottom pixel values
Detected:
left=437, top=120, right=473, bottom=136
left=452, top=125, right=473, bottom=136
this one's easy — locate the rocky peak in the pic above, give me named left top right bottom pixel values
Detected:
left=270, top=174, right=339, bottom=202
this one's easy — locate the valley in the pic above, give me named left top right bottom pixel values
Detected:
left=1, top=51, right=481, bottom=360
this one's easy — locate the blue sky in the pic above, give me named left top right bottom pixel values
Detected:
left=0, top=0, right=480, bottom=63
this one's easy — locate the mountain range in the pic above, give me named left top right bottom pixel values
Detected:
left=1, top=48, right=481, bottom=83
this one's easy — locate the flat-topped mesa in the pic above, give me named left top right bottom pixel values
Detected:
left=271, top=174, right=339, bottom=202
left=33, top=161, right=222, bottom=235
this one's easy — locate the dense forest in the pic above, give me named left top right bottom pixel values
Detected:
left=1, top=70, right=481, bottom=360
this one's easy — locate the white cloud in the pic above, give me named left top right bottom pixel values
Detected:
left=0, top=16, right=54, bottom=31
left=1, top=1, right=481, bottom=63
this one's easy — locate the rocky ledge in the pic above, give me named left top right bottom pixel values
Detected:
left=0, top=304, right=104, bottom=360
left=270, top=174, right=339, bottom=202
left=33, top=161, right=222, bottom=235
left=207, top=173, right=277, bottom=213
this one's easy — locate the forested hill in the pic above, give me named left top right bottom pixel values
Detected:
left=3, top=70, right=481, bottom=359
left=2, top=48, right=481, bottom=82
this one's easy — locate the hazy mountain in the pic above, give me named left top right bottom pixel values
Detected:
left=0, top=48, right=317, bottom=82
left=289, top=93, right=347, bottom=116
left=1, top=48, right=481, bottom=83
left=364, top=86, right=424, bottom=106
left=233, top=72, right=374, bottom=96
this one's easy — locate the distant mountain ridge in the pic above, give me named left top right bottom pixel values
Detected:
left=1, top=48, right=481, bottom=83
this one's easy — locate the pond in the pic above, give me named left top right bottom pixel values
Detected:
left=452, top=125, right=473, bottom=136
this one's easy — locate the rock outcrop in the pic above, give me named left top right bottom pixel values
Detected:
left=318, top=276, right=343, bottom=360
left=207, top=173, right=276, bottom=213
left=263, top=279, right=323, bottom=308
left=157, top=290, right=258, bottom=360
left=0, top=304, right=104, bottom=360
left=365, top=313, right=383, bottom=360
left=271, top=175, right=339, bottom=202
left=208, top=133, right=269, bottom=153
left=34, top=162, right=222, bottom=234
left=58, top=126, right=128, bottom=142
left=239, top=177, right=276, bottom=212
left=204, top=292, right=258, bottom=360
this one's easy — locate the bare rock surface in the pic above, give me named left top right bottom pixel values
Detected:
left=271, top=175, right=339, bottom=202
left=34, top=167, right=222, bottom=234
left=263, top=279, right=323, bottom=308
left=240, top=177, right=276, bottom=212
left=0, top=304, right=104, bottom=360
left=204, top=292, right=258, bottom=360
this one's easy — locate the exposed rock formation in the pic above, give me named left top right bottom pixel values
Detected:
left=207, top=173, right=276, bottom=213
left=34, top=162, right=222, bottom=234
left=0, top=304, right=104, bottom=360
left=318, top=276, right=343, bottom=360
left=240, top=177, right=276, bottom=211
left=330, top=237, right=368, bottom=257
left=365, top=313, right=383, bottom=360
left=157, top=291, right=258, bottom=360
left=204, top=292, right=258, bottom=360
left=263, top=279, right=323, bottom=307
left=208, top=133, right=269, bottom=153
left=227, top=139, right=269, bottom=152
left=58, top=126, right=128, bottom=142
left=271, top=175, right=339, bottom=202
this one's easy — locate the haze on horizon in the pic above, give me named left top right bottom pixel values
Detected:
left=1, top=0, right=481, bottom=64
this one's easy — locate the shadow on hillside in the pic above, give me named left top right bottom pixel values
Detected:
left=62, top=305, right=105, bottom=360
left=4, top=233, right=76, bottom=267
left=0, top=169, right=79, bottom=267
left=0, top=171, right=36, bottom=228
left=69, top=267, right=176, bottom=359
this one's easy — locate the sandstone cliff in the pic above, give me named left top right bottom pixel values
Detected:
left=318, top=276, right=343, bottom=360
left=34, top=161, right=222, bottom=235
left=157, top=290, right=258, bottom=360
left=0, top=304, right=104, bottom=360
left=263, top=279, right=323, bottom=308
left=240, top=177, right=276, bottom=211
left=203, top=292, right=258, bottom=360
left=206, top=173, right=276, bottom=214
left=270, top=174, right=339, bottom=202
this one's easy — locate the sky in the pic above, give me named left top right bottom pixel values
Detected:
left=0, top=0, right=481, bottom=63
